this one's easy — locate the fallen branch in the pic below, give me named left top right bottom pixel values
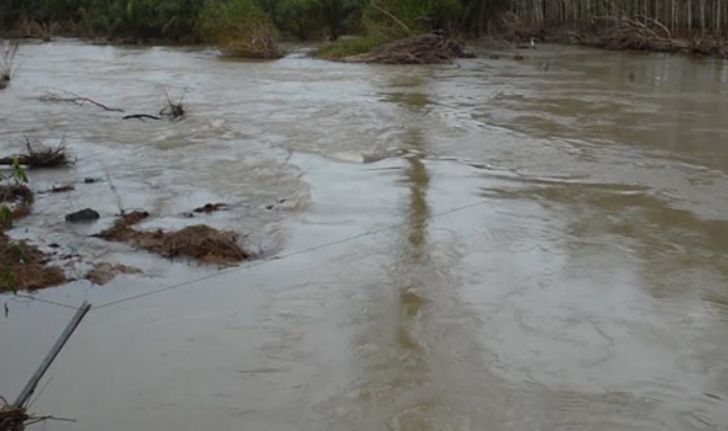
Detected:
left=38, top=90, right=124, bottom=112
left=122, top=114, right=161, bottom=121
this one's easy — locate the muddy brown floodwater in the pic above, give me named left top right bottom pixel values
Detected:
left=1, top=40, right=728, bottom=430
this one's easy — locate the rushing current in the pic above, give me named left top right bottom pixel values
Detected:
left=1, top=39, right=727, bottom=430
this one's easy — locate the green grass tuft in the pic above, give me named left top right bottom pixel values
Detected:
left=314, top=35, right=387, bottom=60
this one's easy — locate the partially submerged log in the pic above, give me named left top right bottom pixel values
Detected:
left=0, top=138, right=71, bottom=168
left=95, top=211, right=250, bottom=264
left=344, top=33, right=474, bottom=64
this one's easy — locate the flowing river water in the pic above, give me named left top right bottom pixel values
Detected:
left=1, top=40, right=728, bottom=430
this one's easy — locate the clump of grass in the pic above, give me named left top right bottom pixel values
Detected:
left=314, top=35, right=388, bottom=60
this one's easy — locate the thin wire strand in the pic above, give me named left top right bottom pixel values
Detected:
left=11, top=294, right=78, bottom=310
left=93, top=199, right=488, bottom=310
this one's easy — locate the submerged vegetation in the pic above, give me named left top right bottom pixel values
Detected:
left=0, top=152, right=68, bottom=294
left=0, top=0, right=726, bottom=57
left=0, top=40, right=18, bottom=89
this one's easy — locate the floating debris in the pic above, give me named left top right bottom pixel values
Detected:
left=85, top=262, right=142, bottom=285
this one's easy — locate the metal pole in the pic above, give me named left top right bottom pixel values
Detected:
left=13, top=301, right=91, bottom=408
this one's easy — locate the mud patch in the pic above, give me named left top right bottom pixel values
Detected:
left=95, top=211, right=251, bottom=264
left=0, top=233, right=68, bottom=293
left=85, top=262, right=142, bottom=285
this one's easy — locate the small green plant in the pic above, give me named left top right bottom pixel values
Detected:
left=11, top=156, right=28, bottom=185
left=314, top=34, right=386, bottom=58
left=0, top=205, right=11, bottom=224
left=2, top=265, right=17, bottom=294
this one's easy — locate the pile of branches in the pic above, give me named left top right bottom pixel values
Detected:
left=587, top=15, right=724, bottom=56
left=0, top=138, right=71, bottom=168
left=95, top=211, right=251, bottom=265
left=1, top=40, right=19, bottom=90
left=345, top=33, right=474, bottom=64
left=591, top=16, right=684, bottom=52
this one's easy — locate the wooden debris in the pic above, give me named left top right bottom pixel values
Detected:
left=345, top=33, right=474, bottom=64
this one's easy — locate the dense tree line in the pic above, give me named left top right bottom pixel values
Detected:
left=0, top=0, right=724, bottom=44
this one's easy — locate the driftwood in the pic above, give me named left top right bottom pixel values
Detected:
left=121, top=114, right=161, bottom=121
left=0, top=137, right=71, bottom=168
left=345, top=33, right=474, bottom=64
left=588, top=16, right=728, bottom=57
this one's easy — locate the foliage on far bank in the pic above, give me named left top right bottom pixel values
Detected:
left=200, top=0, right=282, bottom=58
left=1, top=0, right=727, bottom=59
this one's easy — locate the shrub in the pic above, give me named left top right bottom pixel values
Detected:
left=199, top=0, right=283, bottom=58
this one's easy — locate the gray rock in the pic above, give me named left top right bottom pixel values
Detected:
left=65, top=208, right=100, bottom=223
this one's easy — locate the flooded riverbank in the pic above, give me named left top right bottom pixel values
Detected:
left=1, top=40, right=727, bottom=430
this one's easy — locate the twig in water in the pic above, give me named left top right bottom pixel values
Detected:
left=39, top=89, right=125, bottom=112
left=98, top=161, right=125, bottom=214
left=122, top=114, right=161, bottom=121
